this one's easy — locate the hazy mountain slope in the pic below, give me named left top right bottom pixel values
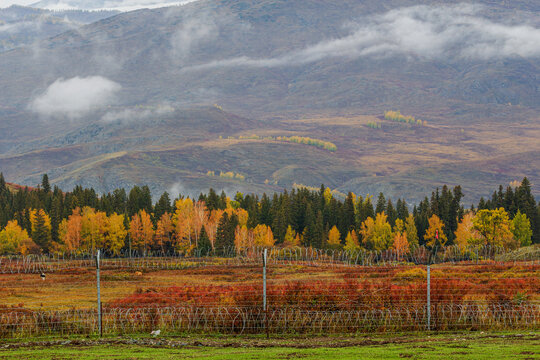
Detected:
left=0, top=5, right=118, bottom=52
left=0, top=0, right=539, bottom=202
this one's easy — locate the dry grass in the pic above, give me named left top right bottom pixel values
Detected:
left=1, top=262, right=538, bottom=311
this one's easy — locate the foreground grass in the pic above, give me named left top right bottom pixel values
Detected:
left=1, top=332, right=538, bottom=360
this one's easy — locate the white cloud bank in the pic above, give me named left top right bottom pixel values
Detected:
left=185, top=4, right=540, bottom=72
left=31, top=76, right=121, bottom=118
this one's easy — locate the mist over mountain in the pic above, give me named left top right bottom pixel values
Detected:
left=0, top=5, right=118, bottom=51
left=0, top=0, right=539, bottom=202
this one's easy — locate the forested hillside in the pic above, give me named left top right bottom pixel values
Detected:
left=0, top=173, right=538, bottom=255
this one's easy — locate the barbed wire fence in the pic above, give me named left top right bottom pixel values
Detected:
left=0, top=246, right=538, bottom=338
left=0, top=245, right=538, bottom=274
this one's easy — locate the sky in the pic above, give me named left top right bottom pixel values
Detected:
left=0, top=0, right=197, bottom=11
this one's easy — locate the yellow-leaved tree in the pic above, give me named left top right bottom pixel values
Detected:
left=0, top=220, right=38, bottom=255
left=192, top=201, right=208, bottom=247
left=327, top=225, right=341, bottom=248
left=404, top=215, right=419, bottom=251
left=454, top=212, right=480, bottom=250
left=283, top=225, right=299, bottom=247
left=472, top=208, right=516, bottom=249
left=360, top=212, right=392, bottom=251
left=81, top=207, right=108, bottom=253
left=234, top=225, right=250, bottom=251
left=344, top=230, right=360, bottom=252
left=424, top=214, right=447, bottom=249
left=174, top=198, right=195, bottom=250
left=253, top=224, right=275, bottom=247
left=106, top=213, right=127, bottom=254
left=204, top=209, right=224, bottom=250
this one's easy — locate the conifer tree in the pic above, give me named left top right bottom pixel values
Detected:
left=375, top=193, right=386, bottom=215
left=32, top=210, right=52, bottom=252
left=198, top=226, right=212, bottom=254
left=41, top=174, right=51, bottom=194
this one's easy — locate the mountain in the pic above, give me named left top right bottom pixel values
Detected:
left=29, top=0, right=195, bottom=12
left=0, top=5, right=118, bottom=52
left=0, top=0, right=539, bottom=202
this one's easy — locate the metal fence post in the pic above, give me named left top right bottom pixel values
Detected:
left=96, top=250, right=102, bottom=337
left=263, top=248, right=268, bottom=338
left=427, top=264, right=431, bottom=331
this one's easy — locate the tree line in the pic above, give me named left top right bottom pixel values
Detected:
left=0, top=173, right=538, bottom=255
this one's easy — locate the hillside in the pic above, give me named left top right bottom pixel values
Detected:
left=0, top=5, right=118, bottom=52
left=0, top=0, right=539, bottom=202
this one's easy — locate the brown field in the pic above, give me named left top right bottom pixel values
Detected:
left=1, top=261, right=538, bottom=311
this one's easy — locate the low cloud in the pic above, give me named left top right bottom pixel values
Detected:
left=170, top=14, right=218, bottom=61
left=168, top=8, right=250, bottom=64
left=101, top=104, right=174, bottom=123
left=168, top=181, right=188, bottom=198
left=184, top=4, right=540, bottom=72
left=30, top=76, right=121, bottom=118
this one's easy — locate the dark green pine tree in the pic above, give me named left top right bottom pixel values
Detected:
left=386, top=199, right=397, bottom=227
left=342, top=192, right=356, bottom=233
left=375, top=193, right=386, bottom=215
left=272, top=195, right=290, bottom=243
left=396, top=199, right=409, bottom=221
left=41, top=174, right=51, bottom=193
left=246, top=195, right=260, bottom=229
left=0, top=173, right=11, bottom=228
left=205, top=188, right=219, bottom=211
left=516, top=178, right=539, bottom=244
left=0, top=172, right=6, bottom=192
left=154, top=192, right=172, bottom=222
left=32, top=210, right=51, bottom=252
left=302, top=203, right=316, bottom=247
left=313, top=210, right=324, bottom=248
left=430, top=188, right=441, bottom=217
left=140, top=186, right=153, bottom=214
left=447, top=186, right=464, bottom=243
left=214, top=213, right=238, bottom=255
left=127, top=186, right=142, bottom=216
left=259, top=194, right=272, bottom=226
left=504, top=186, right=516, bottom=216
left=217, top=191, right=228, bottom=210
left=197, top=226, right=212, bottom=255
left=415, top=198, right=430, bottom=246
left=50, top=193, right=63, bottom=243
left=477, top=197, right=487, bottom=210
left=214, top=212, right=230, bottom=253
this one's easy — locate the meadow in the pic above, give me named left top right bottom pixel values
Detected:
left=0, top=255, right=538, bottom=337
left=1, top=332, right=538, bottom=360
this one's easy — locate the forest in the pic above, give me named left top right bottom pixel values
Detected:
left=0, top=173, right=538, bottom=256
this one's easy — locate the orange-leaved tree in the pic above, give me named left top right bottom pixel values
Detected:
left=129, top=209, right=154, bottom=252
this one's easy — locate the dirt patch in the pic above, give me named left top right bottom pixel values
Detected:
left=281, top=352, right=309, bottom=359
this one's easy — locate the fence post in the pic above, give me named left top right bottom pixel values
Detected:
left=427, top=264, right=431, bottom=331
left=263, top=248, right=268, bottom=338
left=96, top=250, right=102, bottom=337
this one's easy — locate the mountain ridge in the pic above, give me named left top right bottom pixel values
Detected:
left=0, top=0, right=539, bottom=202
